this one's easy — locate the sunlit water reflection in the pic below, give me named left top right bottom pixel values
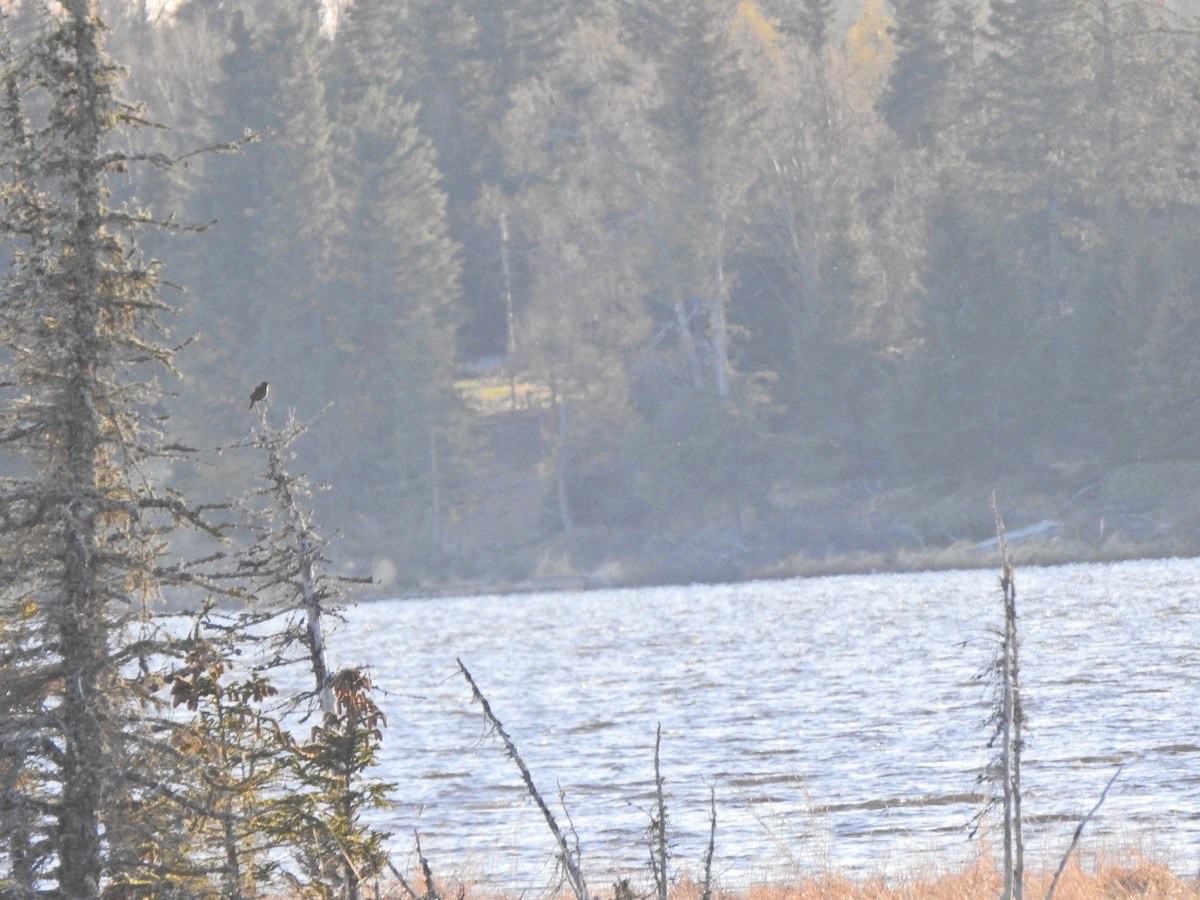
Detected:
left=322, top=558, right=1200, bottom=888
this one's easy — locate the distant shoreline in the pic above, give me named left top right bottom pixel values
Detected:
left=374, top=538, right=1194, bottom=602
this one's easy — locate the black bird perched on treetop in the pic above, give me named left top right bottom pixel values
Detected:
left=249, top=381, right=269, bottom=409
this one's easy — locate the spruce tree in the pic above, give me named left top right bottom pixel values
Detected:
left=881, top=0, right=952, bottom=146
left=0, top=1, right=235, bottom=891
left=182, top=0, right=338, bottom=415
left=619, top=0, right=764, bottom=398
left=974, top=0, right=1094, bottom=206
left=497, top=11, right=658, bottom=533
left=793, top=0, right=836, bottom=56
left=324, top=0, right=464, bottom=567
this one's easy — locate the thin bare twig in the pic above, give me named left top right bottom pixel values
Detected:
left=386, top=853, right=419, bottom=900
left=1045, top=765, right=1124, bottom=900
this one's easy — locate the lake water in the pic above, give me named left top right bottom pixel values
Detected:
left=325, top=557, right=1200, bottom=889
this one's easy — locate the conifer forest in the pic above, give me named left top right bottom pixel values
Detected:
left=11, top=0, right=1200, bottom=585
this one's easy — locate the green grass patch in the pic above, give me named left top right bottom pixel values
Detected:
left=456, top=376, right=551, bottom=414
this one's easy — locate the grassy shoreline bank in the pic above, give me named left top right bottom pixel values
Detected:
left=364, top=851, right=1199, bottom=900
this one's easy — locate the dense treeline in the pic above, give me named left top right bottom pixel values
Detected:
left=93, top=0, right=1200, bottom=583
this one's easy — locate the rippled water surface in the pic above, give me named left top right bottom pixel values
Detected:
left=326, top=558, right=1200, bottom=886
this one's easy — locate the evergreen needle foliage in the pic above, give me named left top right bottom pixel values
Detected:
left=273, top=667, right=393, bottom=899
left=0, top=2, right=239, bottom=892
left=166, top=626, right=287, bottom=897
left=0, top=3, right=394, bottom=895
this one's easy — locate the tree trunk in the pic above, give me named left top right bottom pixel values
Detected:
left=711, top=227, right=732, bottom=398
left=301, top=534, right=335, bottom=715
left=1005, top=560, right=1025, bottom=900
left=500, top=211, right=519, bottom=410
left=551, top=380, right=575, bottom=536
left=57, top=4, right=108, bottom=893
left=995, top=504, right=1024, bottom=900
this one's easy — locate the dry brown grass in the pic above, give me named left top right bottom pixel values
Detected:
left=725, top=856, right=1196, bottom=899
left=346, top=853, right=1200, bottom=900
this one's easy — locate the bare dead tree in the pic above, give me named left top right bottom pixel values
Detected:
left=649, top=723, right=670, bottom=900
left=993, top=499, right=1024, bottom=900
left=457, top=657, right=590, bottom=900
left=701, top=785, right=717, bottom=900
